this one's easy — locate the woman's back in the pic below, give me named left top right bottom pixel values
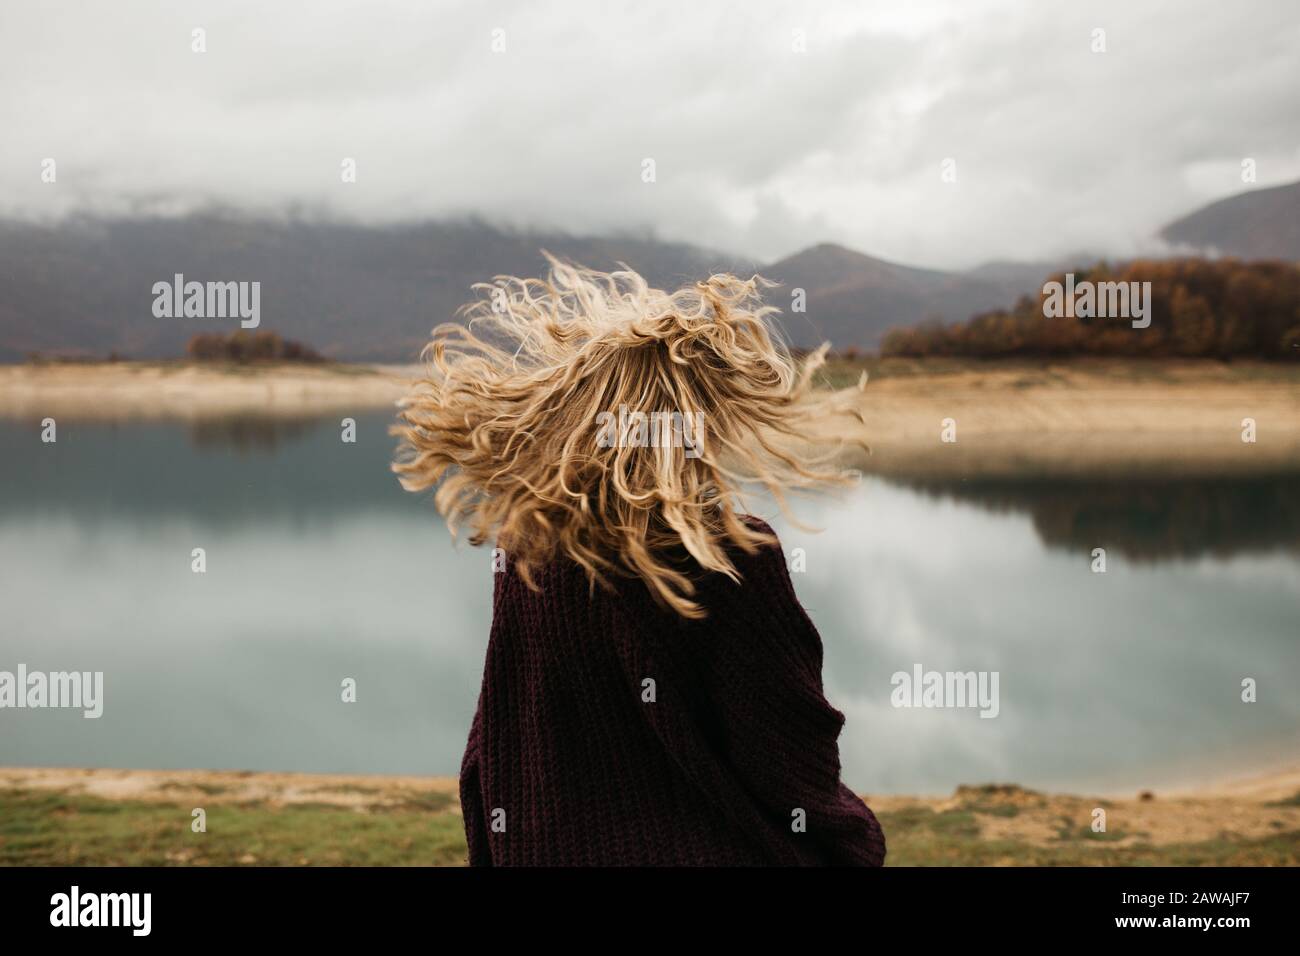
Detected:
left=460, top=518, right=886, bottom=866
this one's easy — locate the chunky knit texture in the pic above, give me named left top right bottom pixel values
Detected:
left=459, top=518, right=886, bottom=866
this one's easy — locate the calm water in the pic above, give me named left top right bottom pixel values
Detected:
left=1, top=413, right=1297, bottom=795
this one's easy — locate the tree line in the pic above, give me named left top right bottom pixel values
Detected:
left=186, top=331, right=323, bottom=363
left=881, top=259, right=1300, bottom=359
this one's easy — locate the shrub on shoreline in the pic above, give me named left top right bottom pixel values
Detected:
left=186, top=331, right=323, bottom=363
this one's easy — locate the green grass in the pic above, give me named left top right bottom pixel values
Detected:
left=3, top=788, right=1297, bottom=866
left=0, top=790, right=465, bottom=867
left=875, top=805, right=1300, bottom=866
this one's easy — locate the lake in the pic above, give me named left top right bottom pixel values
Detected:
left=2, top=412, right=1297, bottom=795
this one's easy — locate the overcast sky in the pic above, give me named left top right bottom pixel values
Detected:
left=2, top=0, right=1297, bottom=269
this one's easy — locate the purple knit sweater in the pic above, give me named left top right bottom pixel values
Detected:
left=459, top=518, right=886, bottom=866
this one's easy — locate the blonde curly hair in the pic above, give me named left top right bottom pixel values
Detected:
left=392, top=255, right=866, bottom=618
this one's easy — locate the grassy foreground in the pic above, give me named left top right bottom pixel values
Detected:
left=3, top=768, right=1298, bottom=866
left=1, top=788, right=467, bottom=867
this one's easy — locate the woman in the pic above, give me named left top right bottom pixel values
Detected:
left=393, top=258, right=885, bottom=866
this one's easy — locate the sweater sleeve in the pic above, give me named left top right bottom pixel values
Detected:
left=610, top=525, right=886, bottom=866
left=459, top=697, right=492, bottom=866
left=707, top=537, right=887, bottom=866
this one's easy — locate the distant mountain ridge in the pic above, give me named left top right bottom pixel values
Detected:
left=756, top=243, right=1067, bottom=351
left=0, top=216, right=1067, bottom=361
left=1160, top=180, right=1300, bottom=260
left=0, top=216, right=757, bottom=363
left=2, top=180, right=1295, bottom=361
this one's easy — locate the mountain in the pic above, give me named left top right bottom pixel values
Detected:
left=0, top=216, right=1076, bottom=361
left=0, top=216, right=756, bottom=363
left=5, top=181, right=1299, bottom=363
left=1160, top=180, right=1300, bottom=260
left=757, top=243, right=1057, bottom=349
left=2, top=216, right=1050, bottom=360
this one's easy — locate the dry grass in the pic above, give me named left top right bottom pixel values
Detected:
left=3, top=765, right=1298, bottom=866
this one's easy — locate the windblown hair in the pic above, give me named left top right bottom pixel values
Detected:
left=392, top=256, right=867, bottom=618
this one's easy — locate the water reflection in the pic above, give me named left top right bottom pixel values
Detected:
left=1, top=414, right=1296, bottom=794
left=893, top=476, right=1300, bottom=561
left=188, top=415, right=328, bottom=454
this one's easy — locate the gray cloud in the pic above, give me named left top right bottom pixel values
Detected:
left=1, top=0, right=1297, bottom=268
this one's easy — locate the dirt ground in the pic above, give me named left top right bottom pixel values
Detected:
left=821, top=358, right=1300, bottom=478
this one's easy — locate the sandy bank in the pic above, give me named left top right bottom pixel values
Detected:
left=0, top=361, right=414, bottom=422
left=827, top=359, right=1300, bottom=478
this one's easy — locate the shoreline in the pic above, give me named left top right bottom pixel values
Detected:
left=3, top=358, right=1299, bottom=478
left=829, top=357, right=1300, bottom=478
left=0, top=361, right=414, bottom=423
